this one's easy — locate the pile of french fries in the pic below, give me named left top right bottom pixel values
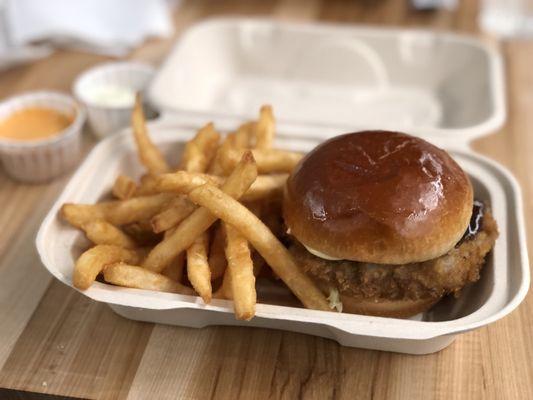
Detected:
left=61, top=95, right=330, bottom=320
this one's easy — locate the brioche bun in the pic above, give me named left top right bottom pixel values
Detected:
left=283, top=131, right=473, bottom=264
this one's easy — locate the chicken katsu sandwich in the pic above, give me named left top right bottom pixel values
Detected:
left=283, top=131, right=498, bottom=317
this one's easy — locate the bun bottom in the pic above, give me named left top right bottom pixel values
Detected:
left=340, top=295, right=441, bottom=318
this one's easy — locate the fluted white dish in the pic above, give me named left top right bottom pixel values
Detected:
left=0, top=91, right=85, bottom=183
left=73, top=62, right=154, bottom=138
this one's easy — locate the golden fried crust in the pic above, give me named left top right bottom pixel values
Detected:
left=292, top=210, right=498, bottom=310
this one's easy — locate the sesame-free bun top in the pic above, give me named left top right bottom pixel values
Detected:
left=283, top=131, right=473, bottom=264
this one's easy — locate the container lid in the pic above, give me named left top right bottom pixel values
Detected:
left=149, top=18, right=506, bottom=143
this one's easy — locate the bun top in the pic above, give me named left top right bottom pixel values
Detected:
left=283, top=131, right=473, bottom=264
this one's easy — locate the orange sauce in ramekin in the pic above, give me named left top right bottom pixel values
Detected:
left=0, top=107, right=74, bottom=141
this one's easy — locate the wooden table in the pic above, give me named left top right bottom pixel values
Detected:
left=1, top=1, right=532, bottom=399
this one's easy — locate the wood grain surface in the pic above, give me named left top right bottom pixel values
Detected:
left=1, top=1, right=532, bottom=399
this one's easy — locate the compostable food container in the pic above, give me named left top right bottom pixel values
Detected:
left=37, top=18, right=528, bottom=354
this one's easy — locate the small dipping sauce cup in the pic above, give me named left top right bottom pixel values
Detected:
left=0, top=91, right=86, bottom=183
left=73, top=62, right=155, bottom=139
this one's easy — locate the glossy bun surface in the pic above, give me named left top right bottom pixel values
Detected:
left=283, top=131, right=473, bottom=264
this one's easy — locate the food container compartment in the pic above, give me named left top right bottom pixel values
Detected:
left=36, top=118, right=529, bottom=354
left=149, top=18, right=505, bottom=142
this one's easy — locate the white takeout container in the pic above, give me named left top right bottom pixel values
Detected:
left=149, top=18, right=505, bottom=144
left=37, top=19, right=529, bottom=354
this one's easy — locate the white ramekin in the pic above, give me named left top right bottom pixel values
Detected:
left=73, top=62, right=155, bottom=139
left=0, top=91, right=86, bottom=183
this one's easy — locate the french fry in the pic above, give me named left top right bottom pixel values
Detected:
left=143, top=151, right=257, bottom=273
left=62, top=204, right=105, bottom=227
left=208, top=223, right=227, bottom=280
left=179, top=123, right=219, bottom=283
left=74, top=245, right=141, bottom=290
left=104, top=263, right=194, bottom=295
left=146, top=130, right=221, bottom=231
left=136, top=173, right=214, bottom=197
left=135, top=172, right=221, bottom=227
left=161, top=228, right=185, bottom=282
left=213, top=204, right=261, bottom=300
left=187, top=184, right=330, bottom=311
left=241, top=174, right=288, bottom=202
left=223, top=223, right=256, bottom=320
left=208, top=133, right=237, bottom=175
left=82, top=219, right=137, bottom=248
left=150, top=195, right=197, bottom=233
left=186, top=232, right=212, bottom=303
left=153, top=172, right=223, bottom=194
left=220, top=147, right=302, bottom=174
left=135, top=174, right=159, bottom=196
left=255, top=105, right=275, bottom=149
left=181, top=138, right=215, bottom=298
left=180, top=122, right=220, bottom=173
left=112, top=175, right=137, bottom=200
left=234, top=122, right=255, bottom=148
left=214, top=249, right=263, bottom=301
left=153, top=172, right=286, bottom=202
left=131, top=93, right=170, bottom=175
left=62, top=193, right=173, bottom=228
